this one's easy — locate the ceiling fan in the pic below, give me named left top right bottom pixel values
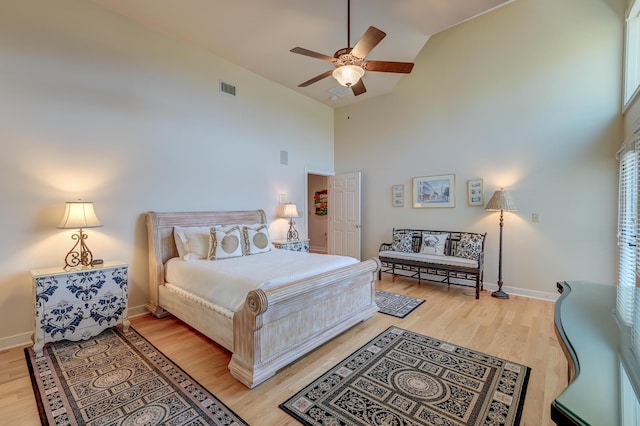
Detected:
left=290, top=0, right=414, bottom=96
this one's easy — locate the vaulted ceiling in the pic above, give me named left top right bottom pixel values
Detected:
left=89, top=0, right=514, bottom=107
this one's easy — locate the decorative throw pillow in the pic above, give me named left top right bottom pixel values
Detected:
left=419, top=233, right=449, bottom=256
left=391, top=231, right=414, bottom=253
left=208, top=225, right=244, bottom=260
left=174, top=226, right=211, bottom=260
left=454, top=233, right=484, bottom=260
left=242, top=224, right=271, bottom=255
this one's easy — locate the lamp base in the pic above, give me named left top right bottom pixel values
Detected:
left=491, top=289, right=510, bottom=299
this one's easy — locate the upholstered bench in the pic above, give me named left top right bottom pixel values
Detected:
left=378, top=229, right=486, bottom=299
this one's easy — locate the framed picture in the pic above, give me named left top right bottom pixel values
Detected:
left=314, top=189, right=327, bottom=215
left=392, top=184, right=404, bottom=207
left=413, top=174, right=455, bottom=208
left=467, top=178, right=484, bottom=206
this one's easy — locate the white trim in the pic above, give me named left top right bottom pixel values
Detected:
left=482, top=282, right=560, bottom=301
left=0, top=331, right=32, bottom=351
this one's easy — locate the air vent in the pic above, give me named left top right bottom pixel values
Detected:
left=220, top=81, right=236, bottom=96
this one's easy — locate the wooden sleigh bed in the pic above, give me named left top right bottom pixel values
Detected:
left=145, top=209, right=380, bottom=388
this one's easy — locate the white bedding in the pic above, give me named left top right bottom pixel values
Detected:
left=164, top=249, right=359, bottom=312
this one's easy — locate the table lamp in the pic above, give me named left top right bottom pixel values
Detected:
left=58, top=201, right=103, bottom=268
left=282, top=203, right=299, bottom=241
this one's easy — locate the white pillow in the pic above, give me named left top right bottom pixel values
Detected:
left=419, top=233, right=449, bottom=256
left=174, top=226, right=211, bottom=260
left=242, top=224, right=272, bottom=255
left=208, top=225, right=244, bottom=260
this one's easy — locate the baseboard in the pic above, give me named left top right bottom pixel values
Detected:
left=382, top=270, right=559, bottom=302
left=0, top=331, right=32, bottom=351
left=0, top=304, right=150, bottom=352
left=128, top=304, right=150, bottom=318
left=481, top=282, right=559, bottom=301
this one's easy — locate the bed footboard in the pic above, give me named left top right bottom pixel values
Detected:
left=229, top=258, right=380, bottom=388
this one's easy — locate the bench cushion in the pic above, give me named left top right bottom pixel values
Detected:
left=379, top=250, right=478, bottom=268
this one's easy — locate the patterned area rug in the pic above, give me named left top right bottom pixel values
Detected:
left=281, top=326, right=530, bottom=425
left=24, top=326, right=247, bottom=426
left=375, top=290, right=425, bottom=318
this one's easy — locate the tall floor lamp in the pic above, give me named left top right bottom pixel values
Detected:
left=485, top=189, right=518, bottom=299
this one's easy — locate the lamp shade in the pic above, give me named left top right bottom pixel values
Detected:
left=485, top=189, right=518, bottom=212
left=58, top=201, right=103, bottom=229
left=332, top=65, right=365, bottom=87
left=282, top=203, right=299, bottom=218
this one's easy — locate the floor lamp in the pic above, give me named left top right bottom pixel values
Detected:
left=485, top=189, right=518, bottom=299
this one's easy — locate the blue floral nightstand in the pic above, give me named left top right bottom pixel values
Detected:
left=31, top=261, right=129, bottom=356
left=272, top=239, right=310, bottom=253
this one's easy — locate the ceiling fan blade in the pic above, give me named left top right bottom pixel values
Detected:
left=351, top=26, right=386, bottom=59
left=364, top=60, right=414, bottom=74
left=298, top=69, right=334, bottom=87
left=290, top=47, right=336, bottom=62
left=351, top=79, right=366, bottom=96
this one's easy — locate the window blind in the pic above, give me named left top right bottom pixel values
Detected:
left=617, top=134, right=640, bottom=362
left=618, top=147, right=637, bottom=327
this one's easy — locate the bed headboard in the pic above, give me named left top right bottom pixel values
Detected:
left=145, top=209, right=267, bottom=315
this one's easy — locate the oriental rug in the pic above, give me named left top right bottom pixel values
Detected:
left=375, top=290, right=425, bottom=318
left=25, top=326, right=247, bottom=426
left=280, top=326, right=530, bottom=426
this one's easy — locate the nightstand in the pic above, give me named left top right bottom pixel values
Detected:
left=31, top=261, right=129, bottom=356
left=272, top=239, right=310, bottom=253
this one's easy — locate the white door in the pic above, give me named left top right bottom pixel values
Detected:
left=328, top=172, right=361, bottom=259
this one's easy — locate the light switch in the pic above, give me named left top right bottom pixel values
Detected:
left=532, top=213, right=540, bottom=223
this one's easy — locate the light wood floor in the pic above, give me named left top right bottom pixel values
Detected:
left=0, top=274, right=567, bottom=425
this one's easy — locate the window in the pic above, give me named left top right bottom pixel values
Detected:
left=618, top=145, right=636, bottom=327
left=625, top=0, right=640, bottom=107
left=617, top=133, right=640, bottom=400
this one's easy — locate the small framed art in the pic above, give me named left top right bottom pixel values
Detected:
left=392, top=184, right=404, bottom=207
left=467, top=178, right=484, bottom=206
left=413, top=174, right=455, bottom=208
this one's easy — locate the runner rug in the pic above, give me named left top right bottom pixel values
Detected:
left=24, top=326, right=247, bottom=426
left=280, top=326, right=530, bottom=426
left=375, top=290, right=425, bottom=318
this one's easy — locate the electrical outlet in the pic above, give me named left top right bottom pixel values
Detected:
left=532, top=213, right=540, bottom=223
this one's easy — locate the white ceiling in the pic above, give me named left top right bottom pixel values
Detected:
left=89, top=0, right=513, bottom=107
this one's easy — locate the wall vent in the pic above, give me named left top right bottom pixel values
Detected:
left=220, top=81, right=236, bottom=96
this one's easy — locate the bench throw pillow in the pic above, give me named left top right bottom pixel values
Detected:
left=419, top=233, right=449, bottom=255
left=392, top=231, right=414, bottom=252
left=454, top=233, right=484, bottom=260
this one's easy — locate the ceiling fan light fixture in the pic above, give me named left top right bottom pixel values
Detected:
left=332, top=65, right=365, bottom=87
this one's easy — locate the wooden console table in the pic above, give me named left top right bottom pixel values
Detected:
left=552, top=281, right=620, bottom=425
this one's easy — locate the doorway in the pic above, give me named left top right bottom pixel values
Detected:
left=307, top=173, right=329, bottom=254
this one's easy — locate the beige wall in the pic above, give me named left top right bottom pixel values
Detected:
left=0, top=0, right=334, bottom=347
left=335, top=0, right=624, bottom=298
